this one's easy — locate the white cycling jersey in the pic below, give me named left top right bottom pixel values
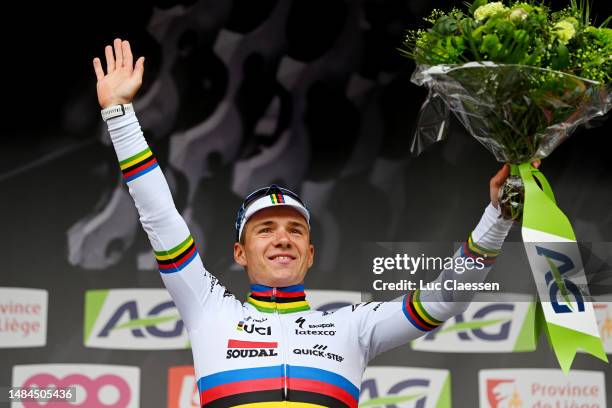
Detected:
left=106, top=111, right=512, bottom=408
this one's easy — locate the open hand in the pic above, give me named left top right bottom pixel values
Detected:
left=93, top=38, right=144, bottom=109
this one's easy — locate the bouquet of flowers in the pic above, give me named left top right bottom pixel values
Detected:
left=402, top=0, right=611, bottom=372
left=402, top=0, right=611, bottom=219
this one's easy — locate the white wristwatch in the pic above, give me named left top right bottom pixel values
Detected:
left=101, top=103, right=134, bottom=121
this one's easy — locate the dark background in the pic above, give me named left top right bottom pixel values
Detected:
left=1, top=0, right=612, bottom=407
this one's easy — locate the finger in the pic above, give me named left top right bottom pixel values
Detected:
left=93, top=58, right=105, bottom=80
left=122, top=40, right=133, bottom=69
left=133, top=56, right=145, bottom=80
left=491, top=164, right=510, bottom=187
left=105, top=45, right=115, bottom=73
left=114, top=38, right=123, bottom=68
left=532, top=159, right=541, bottom=169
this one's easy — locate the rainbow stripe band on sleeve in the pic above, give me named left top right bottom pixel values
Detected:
left=119, top=147, right=159, bottom=182
left=402, top=289, right=443, bottom=332
left=461, top=233, right=500, bottom=266
left=154, top=235, right=198, bottom=274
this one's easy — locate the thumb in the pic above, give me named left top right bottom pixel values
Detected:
left=491, top=164, right=510, bottom=187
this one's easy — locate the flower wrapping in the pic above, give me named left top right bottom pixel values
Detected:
left=411, top=62, right=611, bottom=163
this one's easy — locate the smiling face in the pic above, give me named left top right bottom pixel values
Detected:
left=233, top=206, right=314, bottom=287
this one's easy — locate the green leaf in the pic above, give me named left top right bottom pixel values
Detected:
left=551, top=43, right=570, bottom=70
left=433, top=16, right=458, bottom=35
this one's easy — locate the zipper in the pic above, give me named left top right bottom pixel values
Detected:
left=273, top=287, right=289, bottom=403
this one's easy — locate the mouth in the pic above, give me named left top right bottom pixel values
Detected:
left=267, top=253, right=296, bottom=265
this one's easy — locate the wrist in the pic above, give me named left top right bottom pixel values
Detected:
left=471, top=202, right=513, bottom=249
left=101, top=103, right=134, bottom=121
left=100, top=97, right=132, bottom=109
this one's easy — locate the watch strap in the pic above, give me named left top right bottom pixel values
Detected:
left=101, top=103, right=134, bottom=121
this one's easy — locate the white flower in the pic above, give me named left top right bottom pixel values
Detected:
left=509, top=8, right=528, bottom=22
left=553, top=20, right=576, bottom=44
left=474, top=2, right=508, bottom=21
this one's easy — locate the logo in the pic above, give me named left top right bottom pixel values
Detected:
left=12, top=364, right=140, bottom=408
left=293, top=344, right=343, bottom=362
left=412, top=294, right=537, bottom=353
left=236, top=321, right=272, bottom=335
left=225, top=339, right=278, bottom=359
left=84, top=289, right=188, bottom=350
left=486, top=379, right=522, bottom=408
left=535, top=246, right=584, bottom=314
left=167, top=366, right=199, bottom=408
left=293, top=318, right=336, bottom=336
left=244, top=316, right=268, bottom=323
left=294, top=326, right=336, bottom=336
left=0, top=288, right=48, bottom=348
left=359, top=367, right=450, bottom=408
left=479, top=369, right=605, bottom=408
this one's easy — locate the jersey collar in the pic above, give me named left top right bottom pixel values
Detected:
left=247, top=284, right=310, bottom=314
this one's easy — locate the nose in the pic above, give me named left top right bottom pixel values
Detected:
left=273, top=228, right=291, bottom=247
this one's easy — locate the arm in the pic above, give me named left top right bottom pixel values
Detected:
left=93, top=39, right=234, bottom=331
left=355, top=165, right=519, bottom=361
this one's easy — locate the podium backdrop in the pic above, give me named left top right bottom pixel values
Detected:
left=1, top=0, right=612, bottom=406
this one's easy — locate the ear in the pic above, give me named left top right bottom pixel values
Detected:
left=307, top=243, right=315, bottom=268
left=234, top=242, right=247, bottom=267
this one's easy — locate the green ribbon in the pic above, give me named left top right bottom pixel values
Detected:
left=514, top=162, right=607, bottom=373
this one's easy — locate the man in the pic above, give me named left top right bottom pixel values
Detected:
left=94, top=38, right=516, bottom=408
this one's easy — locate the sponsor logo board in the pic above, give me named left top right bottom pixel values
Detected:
left=168, top=366, right=199, bottom=408
left=360, top=366, right=451, bottom=408
left=11, top=364, right=140, bottom=408
left=0, top=288, right=47, bottom=348
left=479, top=369, right=606, bottom=408
left=412, top=294, right=537, bottom=353
left=84, top=289, right=188, bottom=350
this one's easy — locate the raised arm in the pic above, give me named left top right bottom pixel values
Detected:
left=93, top=39, right=235, bottom=331
left=353, top=164, right=531, bottom=360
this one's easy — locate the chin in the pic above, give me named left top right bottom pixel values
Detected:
left=264, top=270, right=301, bottom=287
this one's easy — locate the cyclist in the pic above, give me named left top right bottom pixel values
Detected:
left=94, top=38, right=517, bottom=408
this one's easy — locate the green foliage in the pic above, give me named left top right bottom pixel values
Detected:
left=402, top=0, right=612, bottom=83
